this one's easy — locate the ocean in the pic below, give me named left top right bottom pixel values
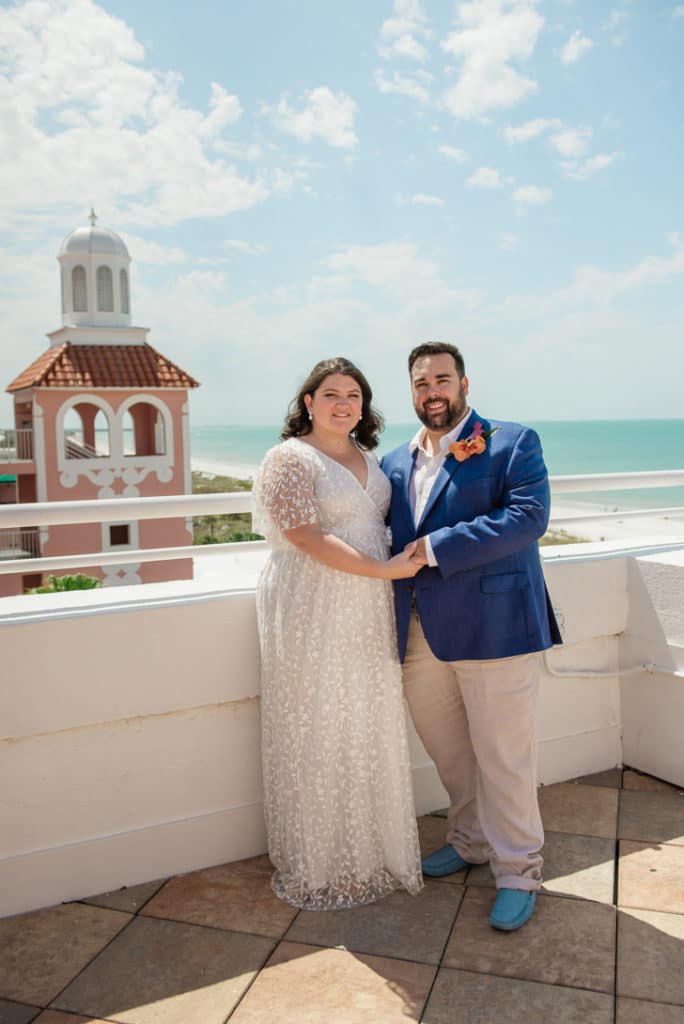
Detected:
left=189, top=419, right=684, bottom=510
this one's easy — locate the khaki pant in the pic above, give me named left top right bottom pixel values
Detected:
left=403, top=614, right=543, bottom=891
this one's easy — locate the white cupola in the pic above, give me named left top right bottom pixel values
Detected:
left=57, top=210, right=132, bottom=330
left=50, top=211, right=148, bottom=348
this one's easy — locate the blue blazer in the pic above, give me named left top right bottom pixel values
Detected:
left=382, top=409, right=562, bottom=663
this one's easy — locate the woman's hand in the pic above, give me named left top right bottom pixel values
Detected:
left=384, top=541, right=427, bottom=579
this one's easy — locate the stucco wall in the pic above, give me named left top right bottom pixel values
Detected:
left=0, top=548, right=676, bottom=918
left=620, top=550, right=684, bottom=785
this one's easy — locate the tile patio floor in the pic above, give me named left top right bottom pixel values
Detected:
left=2, top=767, right=684, bottom=1024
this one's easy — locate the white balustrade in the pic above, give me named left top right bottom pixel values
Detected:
left=0, top=427, right=34, bottom=461
left=0, top=470, right=682, bottom=574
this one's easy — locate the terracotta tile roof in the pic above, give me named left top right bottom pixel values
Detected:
left=7, top=343, right=200, bottom=392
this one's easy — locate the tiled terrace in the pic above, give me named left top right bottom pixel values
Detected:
left=1, top=768, right=683, bottom=1024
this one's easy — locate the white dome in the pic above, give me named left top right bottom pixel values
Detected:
left=59, top=224, right=130, bottom=259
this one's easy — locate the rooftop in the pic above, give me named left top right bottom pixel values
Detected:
left=1, top=767, right=683, bottom=1024
left=58, top=223, right=130, bottom=259
left=6, top=342, right=200, bottom=392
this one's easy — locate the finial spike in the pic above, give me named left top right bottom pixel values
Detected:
left=89, top=207, right=97, bottom=227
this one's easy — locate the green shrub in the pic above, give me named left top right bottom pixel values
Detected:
left=30, top=573, right=102, bottom=594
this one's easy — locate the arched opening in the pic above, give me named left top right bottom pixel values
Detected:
left=123, top=410, right=135, bottom=456
left=120, top=268, right=130, bottom=314
left=72, top=265, right=87, bottom=312
left=123, top=402, right=167, bottom=457
left=93, top=409, right=111, bottom=456
left=96, top=265, right=114, bottom=312
left=63, top=407, right=83, bottom=454
left=64, top=404, right=110, bottom=459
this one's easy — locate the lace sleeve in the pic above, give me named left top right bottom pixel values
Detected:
left=252, top=443, right=320, bottom=536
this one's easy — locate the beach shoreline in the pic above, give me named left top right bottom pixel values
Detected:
left=192, top=458, right=259, bottom=480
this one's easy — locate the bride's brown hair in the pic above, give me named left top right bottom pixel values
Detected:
left=281, top=357, right=384, bottom=451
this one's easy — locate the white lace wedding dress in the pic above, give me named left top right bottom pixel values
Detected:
left=253, top=437, right=423, bottom=909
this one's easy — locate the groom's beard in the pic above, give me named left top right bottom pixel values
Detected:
left=416, top=385, right=468, bottom=433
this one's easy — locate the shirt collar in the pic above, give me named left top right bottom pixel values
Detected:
left=408, top=407, right=472, bottom=456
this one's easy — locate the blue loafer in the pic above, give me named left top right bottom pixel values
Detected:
left=421, top=844, right=470, bottom=877
left=489, top=888, right=537, bottom=931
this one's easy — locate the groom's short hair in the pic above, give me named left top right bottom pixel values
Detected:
left=408, top=342, right=465, bottom=378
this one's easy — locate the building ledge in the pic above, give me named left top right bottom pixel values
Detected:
left=1, top=541, right=683, bottom=628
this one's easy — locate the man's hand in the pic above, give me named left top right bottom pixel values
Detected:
left=406, top=537, right=429, bottom=567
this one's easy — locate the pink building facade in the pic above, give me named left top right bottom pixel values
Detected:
left=0, top=215, right=199, bottom=597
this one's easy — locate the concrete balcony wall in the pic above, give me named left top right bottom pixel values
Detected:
left=1, top=578, right=266, bottom=918
left=0, top=549, right=672, bottom=918
left=620, top=550, right=684, bottom=786
left=537, top=556, right=627, bottom=784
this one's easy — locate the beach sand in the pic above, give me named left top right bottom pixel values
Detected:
left=549, top=498, right=684, bottom=545
left=192, top=457, right=259, bottom=480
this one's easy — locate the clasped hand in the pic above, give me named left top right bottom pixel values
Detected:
left=386, top=537, right=429, bottom=579
left=406, top=536, right=429, bottom=566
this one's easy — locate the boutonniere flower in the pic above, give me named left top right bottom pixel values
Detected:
left=448, top=421, right=500, bottom=462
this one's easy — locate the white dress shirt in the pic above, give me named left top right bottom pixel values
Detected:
left=409, top=408, right=471, bottom=567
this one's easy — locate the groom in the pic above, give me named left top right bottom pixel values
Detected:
left=383, top=342, right=561, bottom=931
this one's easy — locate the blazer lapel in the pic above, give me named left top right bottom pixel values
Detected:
left=387, top=444, right=419, bottom=536
left=415, top=409, right=479, bottom=533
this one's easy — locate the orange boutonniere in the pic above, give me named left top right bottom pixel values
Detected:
left=448, top=421, right=500, bottom=462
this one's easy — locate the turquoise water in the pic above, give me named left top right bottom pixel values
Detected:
left=189, top=419, right=684, bottom=510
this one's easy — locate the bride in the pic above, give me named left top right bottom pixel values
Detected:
left=252, top=356, right=425, bottom=909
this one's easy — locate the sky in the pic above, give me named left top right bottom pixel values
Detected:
left=1, top=0, right=683, bottom=426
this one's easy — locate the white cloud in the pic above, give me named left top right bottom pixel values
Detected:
left=467, top=166, right=504, bottom=188
left=504, top=117, right=562, bottom=143
left=200, top=84, right=243, bottom=138
left=604, top=7, right=629, bottom=45
left=326, top=242, right=437, bottom=287
left=559, top=30, right=594, bottom=64
left=272, top=87, right=358, bottom=149
left=379, top=0, right=431, bottom=61
left=601, top=113, right=622, bottom=131
left=550, top=126, right=592, bottom=157
left=176, top=270, right=228, bottom=295
left=673, top=5, right=684, bottom=18
left=0, top=0, right=269, bottom=231
left=499, top=233, right=519, bottom=250
left=223, top=239, right=266, bottom=256
left=325, top=241, right=461, bottom=298
left=411, top=193, right=444, bottom=206
left=605, top=9, right=628, bottom=30
left=374, top=69, right=431, bottom=104
left=438, top=144, right=469, bottom=163
left=441, top=0, right=544, bottom=120
left=561, top=151, right=622, bottom=180
left=505, top=234, right=684, bottom=313
left=120, top=233, right=186, bottom=264
left=513, top=185, right=552, bottom=205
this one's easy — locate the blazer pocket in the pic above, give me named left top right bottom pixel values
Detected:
left=480, top=572, right=529, bottom=594
left=454, top=473, right=494, bottom=490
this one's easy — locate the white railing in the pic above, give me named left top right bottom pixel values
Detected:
left=0, top=428, right=33, bottom=462
left=0, top=492, right=254, bottom=574
left=0, top=470, right=682, bottom=576
left=547, top=469, right=684, bottom=530
left=65, top=437, right=103, bottom=459
left=550, top=469, right=684, bottom=493
left=0, top=527, right=40, bottom=560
